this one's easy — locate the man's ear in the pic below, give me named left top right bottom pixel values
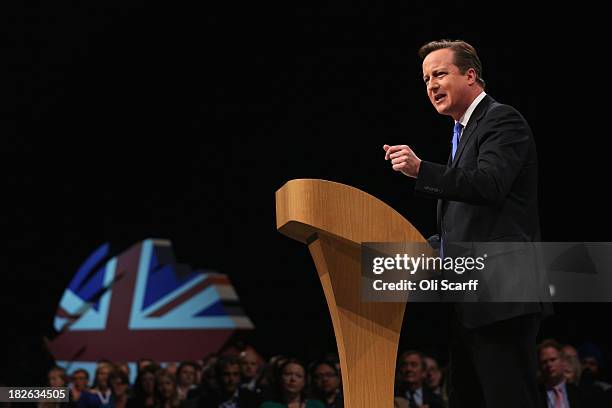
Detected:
left=466, top=68, right=477, bottom=85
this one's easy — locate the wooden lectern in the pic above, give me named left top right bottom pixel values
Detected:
left=275, top=179, right=427, bottom=407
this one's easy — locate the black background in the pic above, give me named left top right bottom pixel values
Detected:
left=2, top=2, right=610, bottom=384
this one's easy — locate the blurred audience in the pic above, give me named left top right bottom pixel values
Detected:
left=44, top=338, right=610, bottom=408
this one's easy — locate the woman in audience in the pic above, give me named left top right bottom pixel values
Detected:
left=260, top=359, right=324, bottom=408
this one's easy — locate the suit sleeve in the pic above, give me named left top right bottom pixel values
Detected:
left=414, top=105, right=531, bottom=206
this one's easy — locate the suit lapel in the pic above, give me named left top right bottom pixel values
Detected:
left=437, top=96, right=494, bottom=232
left=451, top=95, right=493, bottom=167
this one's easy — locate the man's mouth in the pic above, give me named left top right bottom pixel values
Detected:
left=434, top=94, right=446, bottom=103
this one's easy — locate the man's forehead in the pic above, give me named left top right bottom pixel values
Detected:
left=422, top=49, right=455, bottom=73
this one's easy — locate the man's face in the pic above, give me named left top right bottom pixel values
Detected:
left=96, top=367, right=111, bottom=388
left=240, top=352, right=259, bottom=380
left=399, top=354, right=425, bottom=387
left=424, top=357, right=442, bottom=388
left=539, top=347, right=564, bottom=383
left=72, top=372, right=89, bottom=391
left=422, top=48, right=475, bottom=120
left=313, top=364, right=340, bottom=394
left=582, top=357, right=599, bottom=376
left=178, top=365, right=196, bottom=387
left=220, top=364, right=241, bottom=394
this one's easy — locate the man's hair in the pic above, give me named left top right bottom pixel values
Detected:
left=398, top=350, right=426, bottom=370
left=418, top=39, right=485, bottom=88
left=215, top=355, right=240, bottom=379
left=537, top=338, right=563, bottom=355
left=72, top=368, right=90, bottom=380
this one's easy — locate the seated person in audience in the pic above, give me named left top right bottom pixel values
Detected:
left=538, top=339, right=605, bottom=407
left=110, top=369, right=131, bottom=408
left=176, top=362, right=199, bottom=401
left=183, top=355, right=262, bottom=408
left=239, top=349, right=262, bottom=393
left=156, top=369, right=181, bottom=408
left=78, top=362, right=113, bottom=408
left=309, top=360, right=343, bottom=408
left=71, top=369, right=91, bottom=404
left=40, top=366, right=68, bottom=408
left=260, top=359, right=324, bottom=408
left=395, top=351, right=445, bottom=408
left=127, top=364, right=159, bottom=408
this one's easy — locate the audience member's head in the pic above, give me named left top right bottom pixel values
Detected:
left=155, top=369, right=179, bottom=407
left=538, top=339, right=565, bottom=387
left=239, top=349, right=260, bottom=382
left=310, top=360, right=341, bottom=399
left=47, top=366, right=68, bottom=387
left=138, top=358, right=156, bottom=371
left=258, top=355, right=287, bottom=389
left=398, top=351, right=427, bottom=391
left=275, top=358, right=308, bottom=403
left=215, top=355, right=241, bottom=397
left=71, top=369, right=90, bottom=391
left=578, top=342, right=604, bottom=380
left=134, top=364, right=160, bottom=400
left=562, top=345, right=578, bottom=359
left=110, top=370, right=130, bottom=400
left=116, top=362, right=131, bottom=382
left=563, top=352, right=582, bottom=385
left=424, top=356, right=443, bottom=390
left=200, top=354, right=219, bottom=392
left=93, top=362, right=113, bottom=391
left=176, top=361, right=199, bottom=389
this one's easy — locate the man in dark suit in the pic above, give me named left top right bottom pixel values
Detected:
left=384, top=40, right=550, bottom=407
left=395, top=350, right=446, bottom=408
left=538, top=339, right=608, bottom=407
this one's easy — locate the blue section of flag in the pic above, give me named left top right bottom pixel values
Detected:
left=69, top=243, right=110, bottom=293
left=142, top=249, right=205, bottom=309
left=195, top=301, right=226, bottom=317
left=68, top=243, right=111, bottom=310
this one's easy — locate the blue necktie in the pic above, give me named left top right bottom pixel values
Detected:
left=452, top=121, right=464, bottom=161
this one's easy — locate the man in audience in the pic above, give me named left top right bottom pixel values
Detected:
left=70, top=369, right=90, bottom=403
left=310, top=360, right=343, bottom=408
left=538, top=339, right=605, bottom=407
left=176, top=361, right=199, bottom=401
left=395, top=351, right=445, bottom=408
left=423, top=356, right=446, bottom=403
left=578, top=342, right=611, bottom=392
left=184, top=355, right=261, bottom=408
left=77, top=363, right=113, bottom=408
left=239, top=349, right=261, bottom=393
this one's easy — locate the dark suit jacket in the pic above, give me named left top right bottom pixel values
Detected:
left=181, top=388, right=263, bottom=408
left=415, top=94, right=551, bottom=328
left=538, top=382, right=609, bottom=408
left=395, top=386, right=445, bottom=408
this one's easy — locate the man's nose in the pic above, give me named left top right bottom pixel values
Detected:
left=427, top=79, right=439, bottom=92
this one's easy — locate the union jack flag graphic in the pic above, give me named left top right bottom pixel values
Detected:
left=49, top=238, right=254, bottom=363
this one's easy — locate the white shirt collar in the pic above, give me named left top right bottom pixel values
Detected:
left=457, top=91, right=487, bottom=128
